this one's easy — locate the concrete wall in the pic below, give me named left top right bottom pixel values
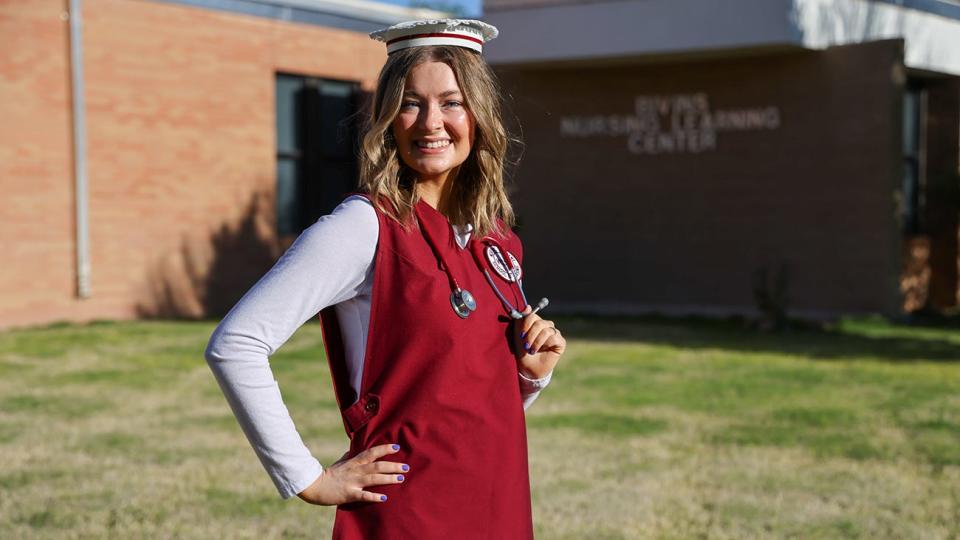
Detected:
left=499, top=40, right=906, bottom=317
left=484, top=0, right=800, bottom=66
left=0, top=0, right=386, bottom=329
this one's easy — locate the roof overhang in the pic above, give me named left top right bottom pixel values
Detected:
left=483, top=0, right=960, bottom=76
left=152, top=0, right=449, bottom=32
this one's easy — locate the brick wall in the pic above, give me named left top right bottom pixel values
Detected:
left=497, top=40, right=908, bottom=316
left=0, top=0, right=386, bottom=329
left=0, top=1, right=76, bottom=329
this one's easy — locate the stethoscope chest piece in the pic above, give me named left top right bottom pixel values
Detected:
left=450, top=288, right=477, bottom=319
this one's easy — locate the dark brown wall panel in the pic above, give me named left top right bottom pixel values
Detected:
left=498, top=40, right=905, bottom=316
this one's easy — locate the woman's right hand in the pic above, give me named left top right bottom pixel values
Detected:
left=297, top=443, right=408, bottom=505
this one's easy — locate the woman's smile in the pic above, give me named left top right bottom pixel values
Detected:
left=414, top=138, right=452, bottom=153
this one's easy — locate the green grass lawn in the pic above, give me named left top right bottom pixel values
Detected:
left=0, top=316, right=958, bottom=538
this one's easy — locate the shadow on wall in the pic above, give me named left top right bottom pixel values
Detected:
left=135, top=190, right=283, bottom=320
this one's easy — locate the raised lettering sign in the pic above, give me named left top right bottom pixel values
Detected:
left=560, top=93, right=781, bottom=155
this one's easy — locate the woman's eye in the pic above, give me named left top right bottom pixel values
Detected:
left=444, top=101, right=463, bottom=108
left=400, top=101, right=419, bottom=110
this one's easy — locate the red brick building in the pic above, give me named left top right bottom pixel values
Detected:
left=0, top=0, right=442, bottom=329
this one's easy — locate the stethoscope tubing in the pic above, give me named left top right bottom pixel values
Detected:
left=414, top=206, right=547, bottom=321
left=480, top=266, right=525, bottom=319
left=473, top=237, right=533, bottom=319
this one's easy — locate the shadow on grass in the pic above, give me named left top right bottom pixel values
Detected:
left=554, top=313, right=960, bottom=363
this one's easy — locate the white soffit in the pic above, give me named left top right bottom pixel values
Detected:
left=794, top=0, right=960, bottom=75
left=484, top=0, right=960, bottom=76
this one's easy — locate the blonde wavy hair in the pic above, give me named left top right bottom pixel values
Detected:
left=358, top=46, right=514, bottom=238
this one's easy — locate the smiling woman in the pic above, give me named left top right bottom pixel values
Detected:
left=357, top=38, right=512, bottom=236
left=392, top=64, right=474, bottom=187
left=392, top=62, right=475, bottom=191
left=205, top=19, right=566, bottom=540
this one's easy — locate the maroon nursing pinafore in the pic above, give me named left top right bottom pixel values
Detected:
left=319, top=196, right=534, bottom=539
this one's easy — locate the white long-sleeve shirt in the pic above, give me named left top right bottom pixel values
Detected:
left=204, top=196, right=552, bottom=500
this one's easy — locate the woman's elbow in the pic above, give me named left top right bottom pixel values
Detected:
left=204, top=323, right=233, bottom=368
left=203, top=323, right=272, bottom=369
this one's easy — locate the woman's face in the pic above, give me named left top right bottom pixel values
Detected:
left=392, top=61, right=475, bottom=184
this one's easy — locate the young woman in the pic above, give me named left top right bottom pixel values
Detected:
left=205, top=19, right=565, bottom=538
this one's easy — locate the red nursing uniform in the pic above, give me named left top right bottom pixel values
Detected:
left=319, top=197, right=534, bottom=539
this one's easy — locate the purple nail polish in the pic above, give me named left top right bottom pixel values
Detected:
left=402, top=464, right=409, bottom=471
left=380, top=495, right=387, bottom=501
left=520, top=331, right=527, bottom=339
left=397, top=475, right=405, bottom=481
left=523, top=342, right=530, bottom=349
left=392, top=444, right=400, bottom=451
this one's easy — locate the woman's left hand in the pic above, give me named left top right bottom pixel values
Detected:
left=513, top=306, right=566, bottom=379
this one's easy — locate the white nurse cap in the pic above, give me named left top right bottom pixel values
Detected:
left=369, top=19, right=499, bottom=55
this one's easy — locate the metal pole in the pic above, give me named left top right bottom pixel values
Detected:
left=68, top=0, right=90, bottom=298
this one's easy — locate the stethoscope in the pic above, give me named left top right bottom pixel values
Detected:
left=414, top=205, right=548, bottom=320
left=470, top=237, right=548, bottom=319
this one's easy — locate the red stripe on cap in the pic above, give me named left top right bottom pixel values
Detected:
left=387, top=32, right=484, bottom=46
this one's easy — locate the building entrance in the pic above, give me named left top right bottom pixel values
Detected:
left=900, top=76, right=960, bottom=313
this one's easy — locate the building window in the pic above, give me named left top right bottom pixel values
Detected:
left=902, top=83, right=925, bottom=234
left=275, top=74, right=362, bottom=236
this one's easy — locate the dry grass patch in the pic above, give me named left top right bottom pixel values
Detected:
left=0, top=317, right=958, bottom=538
